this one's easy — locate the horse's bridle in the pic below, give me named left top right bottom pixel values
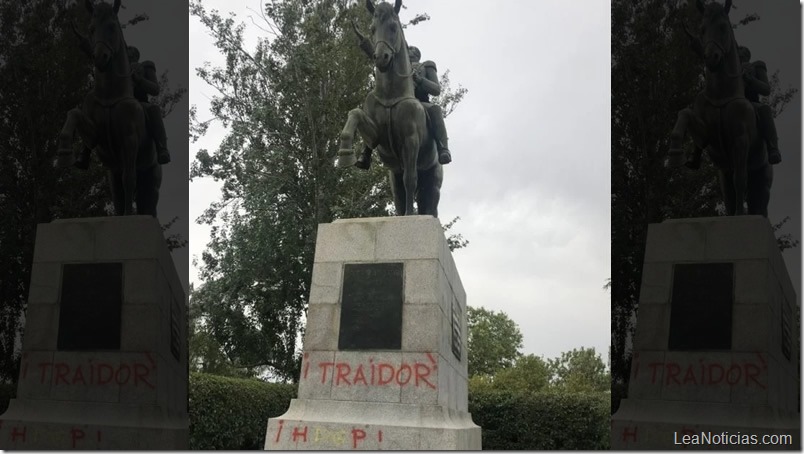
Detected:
left=91, top=23, right=132, bottom=79
left=373, top=29, right=414, bottom=79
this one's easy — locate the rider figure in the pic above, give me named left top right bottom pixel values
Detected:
left=354, top=45, right=453, bottom=170
left=686, top=44, right=782, bottom=168
left=74, top=45, right=171, bottom=168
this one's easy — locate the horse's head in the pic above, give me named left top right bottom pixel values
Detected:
left=365, top=0, right=405, bottom=72
left=84, top=0, right=123, bottom=72
left=695, top=0, right=735, bottom=71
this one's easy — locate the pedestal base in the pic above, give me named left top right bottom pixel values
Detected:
left=0, top=216, right=188, bottom=449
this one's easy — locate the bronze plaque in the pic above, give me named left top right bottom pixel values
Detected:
left=338, top=263, right=403, bottom=350
left=451, top=298, right=462, bottom=360
left=668, top=263, right=733, bottom=350
left=57, top=263, right=123, bottom=351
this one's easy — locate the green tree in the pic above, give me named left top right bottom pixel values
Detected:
left=467, top=306, right=523, bottom=377
left=611, top=0, right=796, bottom=410
left=189, top=0, right=466, bottom=380
left=548, top=347, right=609, bottom=393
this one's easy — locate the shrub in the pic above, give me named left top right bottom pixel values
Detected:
left=189, top=372, right=296, bottom=450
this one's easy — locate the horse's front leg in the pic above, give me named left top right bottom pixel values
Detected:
left=400, top=133, right=420, bottom=215
left=338, top=108, right=378, bottom=168
left=668, top=108, right=704, bottom=167
left=57, top=108, right=95, bottom=167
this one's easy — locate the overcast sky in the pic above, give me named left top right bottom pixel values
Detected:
left=190, top=0, right=606, bottom=362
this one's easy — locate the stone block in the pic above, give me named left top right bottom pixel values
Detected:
left=49, top=352, right=122, bottom=403
left=403, top=259, right=441, bottom=305
left=633, top=305, right=669, bottom=350
left=627, top=351, right=666, bottom=400
left=314, top=221, right=376, bottom=263
left=375, top=216, right=442, bottom=261
left=307, top=262, right=343, bottom=305
left=20, top=305, right=59, bottom=351
left=401, top=304, right=441, bottom=352
left=731, top=304, right=770, bottom=351
left=329, top=351, right=403, bottom=404
left=297, top=351, right=336, bottom=400
left=734, top=259, right=770, bottom=304
left=120, top=304, right=163, bottom=352
left=399, top=352, right=440, bottom=405
left=303, top=304, right=340, bottom=351
left=27, top=262, right=62, bottom=305
left=94, top=216, right=164, bottom=261
left=644, top=221, right=706, bottom=263
left=32, top=221, right=95, bottom=263
left=124, top=260, right=159, bottom=305
left=704, top=216, right=774, bottom=260
left=638, top=262, right=672, bottom=305
left=16, top=351, right=55, bottom=400
left=659, top=352, right=732, bottom=403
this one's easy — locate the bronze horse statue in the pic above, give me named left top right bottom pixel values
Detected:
left=668, top=0, right=771, bottom=216
left=57, top=0, right=161, bottom=216
left=338, top=0, right=443, bottom=217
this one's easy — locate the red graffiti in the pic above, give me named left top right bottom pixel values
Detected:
left=71, top=429, right=85, bottom=448
left=292, top=426, right=308, bottom=443
left=633, top=353, right=767, bottom=389
left=314, top=354, right=437, bottom=389
left=11, top=425, right=26, bottom=443
left=351, top=429, right=366, bottom=449
left=622, top=426, right=637, bottom=443
left=278, top=425, right=385, bottom=448
left=275, top=420, right=284, bottom=443
left=25, top=353, right=156, bottom=389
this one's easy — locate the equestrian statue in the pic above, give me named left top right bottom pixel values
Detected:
left=57, top=0, right=165, bottom=217
left=668, top=0, right=776, bottom=217
left=337, top=0, right=449, bottom=217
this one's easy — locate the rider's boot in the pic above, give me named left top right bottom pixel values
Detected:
left=354, top=146, right=373, bottom=170
left=429, top=106, right=452, bottom=165
left=74, top=146, right=92, bottom=170
left=758, top=104, right=781, bottom=165
left=149, top=105, right=171, bottom=164
left=685, top=146, right=702, bottom=170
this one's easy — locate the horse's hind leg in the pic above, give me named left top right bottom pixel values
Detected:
left=718, top=170, right=737, bottom=215
left=136, top=164, right=162, bottom=217
left=108, top=171, right=125, bottom=216
left=416, top=165, right=442, bottom=218
left=747, top=164, right=772, bottom=217
left=389, top=171, right=406, bottom=216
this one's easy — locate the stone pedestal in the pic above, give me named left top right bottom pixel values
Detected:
left=0, top=216, right=188, bottom=449
left=611, top=216, right=800, bottom=450
left=265, top=216, right=481, bottom=450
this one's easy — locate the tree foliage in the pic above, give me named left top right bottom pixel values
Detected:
left=611, top=0, right=797, bottom=409
left=188, top=0, right=466, bottom=380
left=467, top=306, right=523, bottom=377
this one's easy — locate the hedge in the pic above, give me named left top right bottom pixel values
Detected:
left=189, top=372, right=609, bottom=450
left=189, top=372, right=297, bottom=450
left=469, top=389, right=610, bottom=450
left=2, top=374, right=609, bottom=449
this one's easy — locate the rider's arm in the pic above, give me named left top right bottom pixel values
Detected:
left=418, top=61, right=441, bottom=97
left=747, top=61, right=770, bottom=97
left=137, top=61, right=160, bottom=97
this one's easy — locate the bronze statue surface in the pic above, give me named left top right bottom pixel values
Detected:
left=337, top=0, right=444, bottom=217
left=669, top=0, right=774, bottom=217
left=57, top=0, right=163, bottom=217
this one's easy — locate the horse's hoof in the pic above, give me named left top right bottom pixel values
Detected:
left=354, top=157, right=371, bottom=170
left=336, top=150, right=357, bottom=168
left=55, top=150, right=74, bottom=168
left=666, top=149, right=685, bottom=168
left=769, top=150, right=782, bottom=165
